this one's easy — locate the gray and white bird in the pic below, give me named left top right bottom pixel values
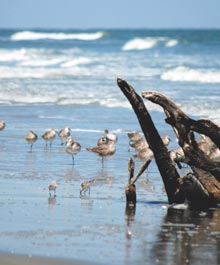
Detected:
left=65, top=136, right=81, bottom=165
left=48, top=180, right=57, bottom=197
left=58, top=126, right=71, bottom=145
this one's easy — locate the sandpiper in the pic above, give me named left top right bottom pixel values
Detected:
left=80, top=179, right=95, bottom=195
left=105, top=129, right=117, bottom=143
left=42, top=128, right=57, bottom=148
left=129, top=137, right=148, bottom=151
left=25, top=130, right=38, bottom=152
left=65, top=136, right=81, bottom=165
left=48, top=180, right=57, bottom=197
left=127, top=131, right=142, bottom=142
left=133, top=146, right=154, bottom=161
left=133, top=135, right=171, bottom=161
left=58, top=126, right=71, bottom=145
left=86, top=138, right=116, bottom=167
left=97, top=136, right=108, bottom=146
left=0, top=120, right=5, bottom=131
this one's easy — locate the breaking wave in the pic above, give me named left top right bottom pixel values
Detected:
left=161, top=66, right=220, bottom=83
left=122, top=37, right=178, bottom=51
left=11, top=31, right=106, bottom=41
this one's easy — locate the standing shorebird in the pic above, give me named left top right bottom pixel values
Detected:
left=25, top=130, right=38, bottom=152
left=65, top=136, right=81, bottom=165
left=58, top=126, right=71, bottom=145
left=48, top=180, right=57, bottom=197
left=86, top=138, right=116, bottom=167
left=42, top=128, right=57, bottom=148
left=0, top=120, right=5, bottom=131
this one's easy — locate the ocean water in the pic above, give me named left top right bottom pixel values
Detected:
left=0, top=29, right=220, bottom=264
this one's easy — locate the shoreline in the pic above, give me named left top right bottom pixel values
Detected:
left=0, top=252, right=102, bottom=265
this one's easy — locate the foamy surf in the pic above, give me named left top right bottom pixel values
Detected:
left=161, top=66, right=220, bottom=83
left=11, top=31, right=106, bottom=41
left=122, top=38, right=159, bottom=51
left=122, top=37, right=178, bottom=51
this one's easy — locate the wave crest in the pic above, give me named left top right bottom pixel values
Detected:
left=122, top=37, right=178, bottom=51
left=11, top=31, right=106, bottom=41
left=161, top=66, right=220, bottom=83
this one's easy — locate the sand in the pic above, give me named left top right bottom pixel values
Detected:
left=0, top=253, right=99, bottom=265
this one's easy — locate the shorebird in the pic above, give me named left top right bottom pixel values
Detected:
left=127, top=131, right=144, bottom=151
left=127, top=131, right=142, bottom=142
left=133, top=146, right=154, bottom=161
left=42, top=128, right=57, bottom=148
left=65, top=136, right=81, bottom=165
left=133, top=135, right=171, bottom=161
left=169, top=147, right=186, bottom=168
left=0, top=120, right=5, bottom=131
left=58, top=126, right=71, bottom=145
left=48, top=180, right=57, bottom=197
left=129, top=137, right=148, bottom=151
left=86, top=138, right=116, bottom=167
left=105, top=129, right=117, bottom=143
left=25, top=130, right=38, bottom=152
left=80, top=179, right=95, bottom=195
left=97, top=136, right=108, bottom=146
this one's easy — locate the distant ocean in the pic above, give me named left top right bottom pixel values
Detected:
left=0, top=28, right=220, bottom=119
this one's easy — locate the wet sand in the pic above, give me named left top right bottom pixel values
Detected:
left=0, top=253, right=99, bottom=265
left=1, top=105, right=220, bottom=264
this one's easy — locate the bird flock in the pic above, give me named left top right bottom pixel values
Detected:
left=0, top=120, right=120, bottom=197
left=1, top=118, right=190, bottom=198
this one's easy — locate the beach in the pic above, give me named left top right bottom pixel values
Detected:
left=0, top=252, right=99, bottom=265
left=1, top=29, right=220, bottom=264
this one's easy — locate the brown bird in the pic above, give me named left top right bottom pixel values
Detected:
left=42, top=128, right=57, bottom=148
left=97, top=136, right=108, bottom=146
left=127, top=131, right=142, bottom=142
left=0, top=120, right=5, bottom=131
left=87, top=138, right=116, bottom=167
left=25, top=130, right=38, bottom=152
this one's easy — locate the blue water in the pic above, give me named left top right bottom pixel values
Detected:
left=0, top=29, right=220, bottom=264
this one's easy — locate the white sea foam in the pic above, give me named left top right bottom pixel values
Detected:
left=122, top=38, right=158, bottom=51
left=0, top=48, right=28, bottom=62
left=20, top=58, right=65, bottom=67
left=122, top=37, right=178, bottom=51
left=165, top=39, right=178, bottom=47
left=161, top=66, right=220, bottom=83
left=61, top=57, right=93, bottom=68
left=11, top=31, right=106, bottom=41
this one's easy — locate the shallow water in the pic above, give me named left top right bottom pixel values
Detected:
left=0, top=104, right=220, bottom=265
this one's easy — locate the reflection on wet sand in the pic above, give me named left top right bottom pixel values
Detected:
left=151, top=208, right=220, bottom=265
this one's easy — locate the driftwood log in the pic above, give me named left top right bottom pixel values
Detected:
left=117, top=78, right=185, bottom=204
left=118, top=78, right=220, bottom=209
